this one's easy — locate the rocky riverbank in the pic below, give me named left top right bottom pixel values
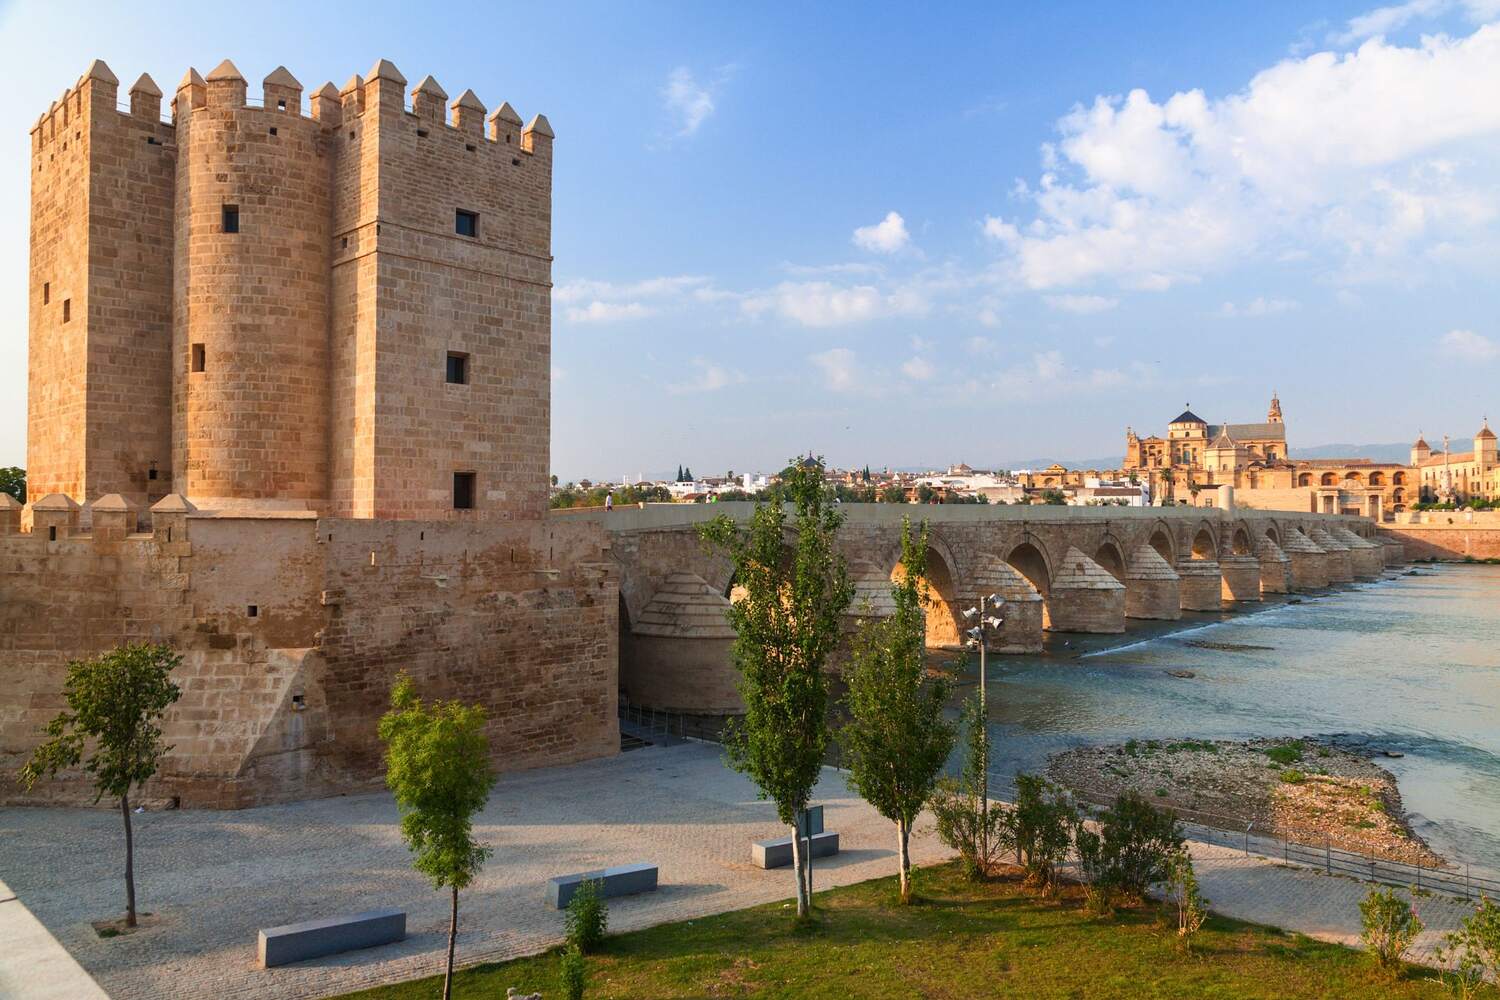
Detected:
left=1046, top=737, right=1442, bottom=866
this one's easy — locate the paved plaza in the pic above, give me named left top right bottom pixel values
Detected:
left=0, top=741, right=1484, bottom=999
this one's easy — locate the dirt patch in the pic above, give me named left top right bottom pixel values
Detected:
left=1046, top=737, right=1441, bottom=866
left=90, top=912, right=163, bottom=938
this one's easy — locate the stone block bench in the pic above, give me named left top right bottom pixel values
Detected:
left=753, top=831, right=840, bottom=869
left=546, top=862, right=659, bottom=909
left=257, top=908, right=406, bottom=968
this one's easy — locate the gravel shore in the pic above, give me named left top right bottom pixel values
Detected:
left=1046, top=737, right=1442, bottom=866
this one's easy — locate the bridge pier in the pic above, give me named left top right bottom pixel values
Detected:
left=1046, top=547, right=1125, bottom=633
left=1332, top=526, right=1384, bottom=579
left=1219, top=554, right=1262, bottom=602
left=1255, top=536, right=1291, bottom=594
left=1309, top=527, right=1354, bottom=584
left=966, top=555, right=1045, bottom=652
left=622, top=572, right=740, bottom=714
left=1379, top=536, right=1406, bottom=567
left=1124, top=543, right=1181, bottom=620
left=1282, top=530, right=1330, bottom=590
left=1176, top=558, right=1223, bottom=611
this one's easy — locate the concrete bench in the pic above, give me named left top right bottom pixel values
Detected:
left=257, top=908, right=405, bottom=968
left=547, top=862, right=659, bottom=909
left=752, top=830, right=840, bottom=870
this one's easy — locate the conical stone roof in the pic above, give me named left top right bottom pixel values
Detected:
left=1332, top=525, right=1377, bottom=549
left=1127, top=544, right=1179, bottom=581
left=845, top=562, right=898, bottom=619
left=1255, top=536, right=1290, bottom=563
left=1308, top=526, right=1348, bottom=552
left=632, top=573, right=735, bottom=638
left=1052, top=547, right=1124, bottom=591
left=1281, top=530, right=1324, bottom=554
left=967, top=553, right=1043, bottom=602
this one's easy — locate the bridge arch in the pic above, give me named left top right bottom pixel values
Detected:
left=1230, top=523, right=1253, bottom=556
left=1190, top=522, right=1218, bottom=560
left=1264, top=523, right=1282, bottom=547
left=1006, top=540, right=1053, bottom=630
left=1146, top=521, right=1177, bottom=566
left=890, top=533, right=963, bottom=648
left=1094, top=535, right=1127, bottom=583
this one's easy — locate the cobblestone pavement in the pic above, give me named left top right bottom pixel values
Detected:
left=0, top=742, right=1484, bottom=999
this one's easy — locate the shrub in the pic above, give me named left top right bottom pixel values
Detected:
left=1095, top=790, right=1184, bottom=905
left=1436, top=895, right=1500, bottom=999
left=1264, top=741, right=1305, bottom=765
left=558, top=945, right=587, bottom=1000
left=565, top=879, right=608, bottom=954
left=1359, top=886, right=1424, bottom=974
left=1004, top=774, right=1076, bottom=896
left=1165, top=849, right=1209, bottom=950
left=929, top=697, right=1005, bottom=881
left=1280, top=769, right=1306, bottom=784
left=1071, top=818, right=1114, bottom=917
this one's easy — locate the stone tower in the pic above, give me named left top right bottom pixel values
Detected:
left=1267, top=392, right=1282, bottom=424
left=28, top=58, right=555, bottom=521
left=1476, top=419, right=1496, bottom=479
left=1411, top=433, right=1431, bottom=467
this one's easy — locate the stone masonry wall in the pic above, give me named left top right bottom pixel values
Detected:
left=1381, top=525, right=1500, bottom=561
left=0, top=508, right=617, bottom=808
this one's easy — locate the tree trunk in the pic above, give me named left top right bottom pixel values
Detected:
left=789, top=822, right=809, bottom=918
left=897, top=818, right=911, bottom=904
left=442, top=885, right=457, bottom=1000
left=120, top=793, right=137, bottom=928
left=802, top=812, right=813, bottom=909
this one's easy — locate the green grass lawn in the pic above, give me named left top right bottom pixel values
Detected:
left=340, top=862, right=1487, bottom=999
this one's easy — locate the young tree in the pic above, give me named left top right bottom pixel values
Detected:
left=930, top=696, right=1005, bottom=880
left=700, top=457, right=853, bottom=919
left=20, top=643, right=182, bottom=928
left=379, top=674, right=496, bottom=1000
left=842, top=520, right=957, bottom=903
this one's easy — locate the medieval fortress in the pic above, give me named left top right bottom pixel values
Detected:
left=1, top=58, right=1411, bottom=809
left=5, top=58, right=617, bottom=806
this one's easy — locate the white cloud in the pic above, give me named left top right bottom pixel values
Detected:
left=1045, top=293, right=1118, bottom=314
left=565, top=301, right=652, bottom=324
left=1218, top=297, right=1299, bottom=317
left=742, top=281, right=927, bottom=327
left=984, top=26, right=1500, bottom=291
left=1440, top=328, right=1500, bottom=360
left=852, top=211, right=911, bottom=254
left=662, top=67, right=719, bottom=137
left=965, top=335, right=1000, bottom=356
left=670, top=358, right=744, bottom=394
left=809, top=348, right=858, bottom=391
left=900, top=356, right=935, bottom=380
left=1334, top=0, right=1449, bottom=45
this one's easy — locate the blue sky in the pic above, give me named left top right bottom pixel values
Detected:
left=2, top=1, right=1498, bottom=480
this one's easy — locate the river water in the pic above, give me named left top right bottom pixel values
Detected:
left=968, top=564, right=1500, bottom=871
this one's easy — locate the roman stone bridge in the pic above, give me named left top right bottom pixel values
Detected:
left=558, top=503, right=1402, bottom=714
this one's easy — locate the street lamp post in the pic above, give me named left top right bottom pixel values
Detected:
left=962, top=594, right=1004, bottom=870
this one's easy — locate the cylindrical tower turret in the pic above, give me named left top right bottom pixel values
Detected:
left=172, top=59, right=330, bottom=510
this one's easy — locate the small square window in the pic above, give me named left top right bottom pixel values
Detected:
left=453, top=472, right=477, bottom=510
left=247, top=605, right=259, bottom=618
left=62, top=299, right=70, bottom=323
left=276, top=99, right=286, bottom=111
left=191, top=343, right=206, bottom=372
left=455, top=209, right=478, bottom=238
left=222, top=204, right=239, bottom=233
left=43, top=282, right=49, bottom=304
left=417, top=128, right=429, bottom=138
left=446, top=352, right=469, bottom=385
left=269, top=126, right=278, bottom=136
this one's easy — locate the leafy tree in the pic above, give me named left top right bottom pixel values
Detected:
left=879, top=484, right=908, bottom=504
left=379, top=674, right=496, bottom=1000
left=842, top=519, right=957, bottom=903
left=1040, top=489, right=1067, bottom=505
left=1092, top=790, right=1183, bottom=904
left=0, top=466, right=23, bottom=502
left=559, top=946, right=587, bottom=1000
left=700, top=457, right=853, bottom=919
left=20, top=643, right=182, bottom=928
left=550, top=474, right=559, bottom=487
left=929, top=696, right=1005, bottom=880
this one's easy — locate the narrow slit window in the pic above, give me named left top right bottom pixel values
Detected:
left=455, top=209, right=478, bottom=238
left=222, top=204, right=239, bottom=234
left=446, top=352, right=469, bottom=385
left=191, top=343, right=206, bottom=373
left=453, top=472, right=476, bottom=510
left=42, top=282, right=49, bottom=304
left=62, top=299, right=70, bottom=323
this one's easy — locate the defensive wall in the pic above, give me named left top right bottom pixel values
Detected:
left=0, top=494, right=617, bottom=808
left=563, top=502, right=1403, bottom=716
left=1379, top=511, right=1500, bottom=561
